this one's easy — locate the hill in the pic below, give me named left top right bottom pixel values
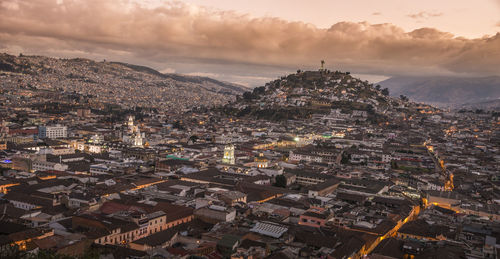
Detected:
left=379, top=76, right=500, bottom=107
left=221, top=70, right=424, bottom=122
left=0, top=53, right=247, bottom=111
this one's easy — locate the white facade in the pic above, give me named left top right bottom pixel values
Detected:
left=289, top=151, right=323, bottom=163
left=122, top=116, right=145, bottom=147
left=32, top=160, right=68, bottom=172
left=90, top=164, right=110, bottom=175
left=222, top=144, right=235, bottom=165
left=10, top=200, right=38, bottom=210
left=38, top=125, right=67, bottom=139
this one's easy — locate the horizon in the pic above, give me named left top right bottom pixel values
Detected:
left=3, top=51, right=500, bottom=88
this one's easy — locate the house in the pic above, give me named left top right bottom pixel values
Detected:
left=195, top=205, right=236, bottom=224
left=308, top=178, right=341, bottom=198
left=129, top=226, right=180, bottom=251
left=299, top=207, right=332, bottom=228
left=218, top=191, right=247, bottom=206
left=217, top=234, right=241, bottom=257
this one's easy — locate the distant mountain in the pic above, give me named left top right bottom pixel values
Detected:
left=379, top=76, right=500, bottom=107
left=221, top=70, right=423, bottom=122
left=111, top=62, right=246, bottom=94
left=0, top=53, right=247, bottom=110
left=459, top=99, right=500, bottom=111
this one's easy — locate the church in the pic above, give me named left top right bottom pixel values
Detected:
left=122, top=116, right=145, bottom=147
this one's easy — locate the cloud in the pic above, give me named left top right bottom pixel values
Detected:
left=186, top=72, right=220, bottom=78
left=407, top=11, right=444, bottom=20
left=160, top=67, right=176, bottom=73
left=372, top=12, right=382, bottom=16
left=496, top=21, right=500, bottom=27
left=0, top=0, right=499, bottom=86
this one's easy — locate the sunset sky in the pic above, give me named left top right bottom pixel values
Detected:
left=1, top=0, right=499, bottom=86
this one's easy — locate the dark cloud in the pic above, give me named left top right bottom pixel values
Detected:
left=0, top=0, right=499, bottom=87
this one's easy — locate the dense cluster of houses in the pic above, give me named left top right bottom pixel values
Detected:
left=0, top=69, right=498, bottom=258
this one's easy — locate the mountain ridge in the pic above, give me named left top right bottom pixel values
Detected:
left=459, top=99, right=500, bottom=111
left=379, top=76, right=500, bottom=107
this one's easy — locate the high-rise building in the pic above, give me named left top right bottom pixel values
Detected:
left=38, top=125, right=67, bottom=139
left=222, top=144, right=235, bottom=165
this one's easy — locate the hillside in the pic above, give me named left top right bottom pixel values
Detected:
left=221, top=70, right=422, bottom=122
left=379, top=76, right=500, bottom=107
left=0, top=53, right=247, bottom=111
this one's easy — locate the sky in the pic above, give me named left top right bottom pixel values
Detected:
left=1, top=0, right=499, bottom=87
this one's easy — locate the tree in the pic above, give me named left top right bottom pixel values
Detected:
left=341, top=152, right=351, bottom=164
left=381, top=88, right=390, bottom=96
left=391, top=161, right=399, bottom=169
left=375, top=85, right=381, bottom=91
left=242, top=91, right=254, bottom=100
left=189, top=135, right=199, bottom=143
left=274, top=175, right=287, bottom=188
left=173, top=120, right=185, bottom=130
left=252, top=86, right=266, bottom=95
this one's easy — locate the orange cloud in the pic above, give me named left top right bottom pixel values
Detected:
left=0, top=0, right=499, bottom=81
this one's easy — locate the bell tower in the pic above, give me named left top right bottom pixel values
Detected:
left=222, top=144, right=235, bottom=165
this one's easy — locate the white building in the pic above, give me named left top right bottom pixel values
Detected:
left=38, top=125, right=67, bottom=139
left=32, top=160, right=68, bottom=172
left=222, top=144, right=235, bottom=165
left=122, top=116, right=145, bottom=147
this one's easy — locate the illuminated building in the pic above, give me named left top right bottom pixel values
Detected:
left=122, top=116, right=145, bottom=147
left=254, top=153, right=268, bottom=168
left=222, top=144, right=235, bottom=165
